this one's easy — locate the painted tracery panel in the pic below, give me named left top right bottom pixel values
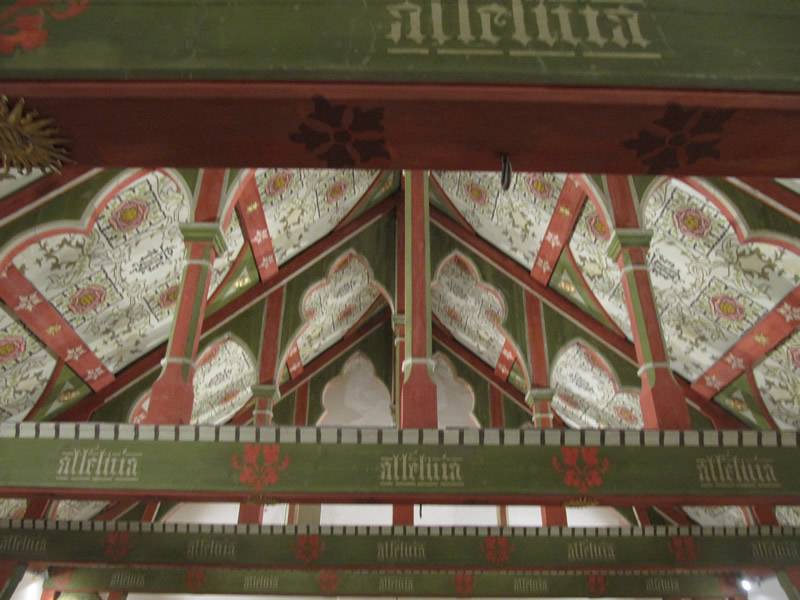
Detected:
left=753, top=330, right=800, bottom=430
left=432, top=353, right=480, bottom=429
left=318, top=353, right=394, bottom=427
left=130, top=335, right=257, bottom=425
left=254, top=169, right=378, bottom=265
left=550, top=343, right=643, bottom=429
left=51, top=500, right=109, bottom=521
left=0, top=306, right=56, bottom=421
left=8, top=170, right=242, bottom=373
left=285, top=251, right=385, bottom=376
left=776, top=506, right=800, bottom=526
left=433, top=171, right=566, bottom=269
left=432, top=252, right=524, bottom=381
left=571, top=178, right=800, bottom=381
left=0, top=499, right=25, bottom=519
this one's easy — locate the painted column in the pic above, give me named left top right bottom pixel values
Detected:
left=606, top=176, right=690, bottom=430
left=145, top=170, right=228, bottom=425
left=400, top=171, right=438, bottom=428
left=523, top=292, right=567, bottom=526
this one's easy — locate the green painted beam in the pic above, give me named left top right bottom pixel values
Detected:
left=46, top=567, right=739, bottom=597
left=2, top=0, right=800, bottom=92
left=0, top=424, right=798, bottom=505
left=1, top=520, right=798, bottom=570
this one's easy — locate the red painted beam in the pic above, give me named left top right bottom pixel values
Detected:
left=231, top=171, right=279, bottom=281
left=433, top=321, right=530, bottom=416
left=0, top=265, right=113, bottom=391
left=431, top=207, right=745, bottom=430
left=729, top=178, right=800, bottom=222
left=692, top=287, right=800, bottom=399
left=3, top=81, right=800, bottom=176
left=57, top=193, right=399, bottom=421
left=531, top=176, right=587, bottom=285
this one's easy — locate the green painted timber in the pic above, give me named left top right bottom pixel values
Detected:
left=1, top=520, right=799, bottom=570
left=46, top=567, right=737, bottom=597
left=1, top=1, right=799, bottom=92
left=0, top=424, right=799, bottom=504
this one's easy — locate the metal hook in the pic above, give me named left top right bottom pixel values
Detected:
left=500, top=154, right=512, bottom=191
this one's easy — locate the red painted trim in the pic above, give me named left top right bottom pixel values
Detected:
left=655, top=506, right=692, bottom=526
left=58, top=195, right=398, bottom=421
left=193, top=169, right=227, bottom=223
left=606, top=175, right=640, bottom=228
left=238, top=503, right=263, bottom=525
left=752, top=505, right=779, bottom=526
left=524, top=292, right=549, bottom=388
left=231, top=171, right=279, bottom=281
left=733, top=177, right=800, bottom=219
left=94, top=500, right=138, bottom=522
left=431, top=206, right=745, bottom=430
left=336, top=171, right=384, bottom=230
left=633, top=506, right=651, bottom=526
left=294, top=382, right=309, bottom=427
left=692, top=287, right=800, bottom=399
left=433, top=321, right=530, bottom=415
left=429, top=175, right=474, bottom=232
left=489, top=385, right=505, bottom=428
left=541, top=506, right=567, bottom=527
left=393, top=504, right=414, bottom=526
left=206, top=242, right=249, bottom=307
left=408, top=172, right=429, bottom=360
left=0, top=166, right=95, bottom=221
left=259, top=287, right=286, bottom=384
left=22, top=498, right=50, bottom=519
left=0, top=265, right=113, bottom=391
left=531, top=176, right=587, bottom=285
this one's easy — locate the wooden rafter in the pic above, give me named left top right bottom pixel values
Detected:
left=430, top=207, right=745, bottom=429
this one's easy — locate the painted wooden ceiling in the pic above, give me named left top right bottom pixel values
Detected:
left=0, top=168, right=798, bottom=529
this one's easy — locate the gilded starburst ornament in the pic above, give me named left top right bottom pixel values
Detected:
left=0, top=96, right=70, bottom=180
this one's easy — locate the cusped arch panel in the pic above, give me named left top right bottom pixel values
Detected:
left=318, top=352, right=394, bottom=427
left=432, top=353, right=479, bottom=429
left=3, top=169, right=243, bottom=373
left=433, top=171, right=566, bottom=269
left=753, top=329, right=800, bottom=430
left=683, top=506, right=750, bottom=527
left=432, top=252, right=528, bottom=386
left=550, top=342, right=643, bottom=429
left=281, top=250, right=390, bottom=379
left=130, top=334, right=257, bottom=425
left=0, top=305, right=57, bottom=421
left=253, top=169, right=379, bottom=265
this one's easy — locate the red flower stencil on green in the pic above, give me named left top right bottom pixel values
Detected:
left=103, top=531, right=130, bottom=561
left=318, top=570, right=338, bottom=594
left=552, top=447, right=610, bottom=494
left=231, top=443, right=289, bottom=491
left=454, top=571, right=475, bottom=596
left=185, top=567, right=207, bottom=592
left=481, top=536, right=512, bottom=565
left=0, top=0, right=90, bottom=55
left=295, top=534, right=324, bottom=564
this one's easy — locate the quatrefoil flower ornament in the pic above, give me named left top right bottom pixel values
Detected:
left=290, top=96, right=391, bottom=168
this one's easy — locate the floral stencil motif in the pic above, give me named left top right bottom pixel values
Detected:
left=0, top=0, right=89, bottom=55
left=318, top=570, right=338, bottom=594
left=454, top=572, right=475, bottom=596
left=552, top=447, right=610, bottom=494
left=481, top=536, right=512, bottom=565
left=0, top=336, right=25, bottom=365
left=109, top=199, right=149, bottom=233
left=624, top=104, right=735, bottom=173
left=587, top=575, right=607, bottom=595
left=185, top=568, right=206, bottom=593
left=668, top=536, right=698, bottom=562
left=231, top=443, right=289, bottom=491
left=103, top=531, right=130, bottom=560
left=295, top=534, right=324, bottom=564
left=290, top=96, right=390, bottom=167
left=674, top=207, right=711, bottom=239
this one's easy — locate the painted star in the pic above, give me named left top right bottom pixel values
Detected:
left=16, top=293, right=41, bottom=312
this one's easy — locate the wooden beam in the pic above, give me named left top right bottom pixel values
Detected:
left=1, top=425, right=799, bottom=506
left=692, top=287, right=800, bottom=399
left=55, top=193, right=399, bottom=421
left=430, top=207, right=745, bottom=429
left=3, top=80, right=800, bottom=176
left=728, top=178, right=800, bottom=223
left=45, top=566, right=739, bottom=597
left=3, top=519, right=799, bottom=571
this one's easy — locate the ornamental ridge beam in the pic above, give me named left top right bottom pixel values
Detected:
left=55, top=193, right=400, bottom=422
left=0, top=265, right=113, bottom=391
left=692, top=286, right=800, bottom=399
left=429, top=206, right=745, bottom=429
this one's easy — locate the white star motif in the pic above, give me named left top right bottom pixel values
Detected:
left=536, top=258, right=551, bottom=274
left=252, top=229, right=270, bottom=245
left=704, top=375, right=722, bottom=390
left=16, top=293, right=41, bottom=312
left=85, top=367, right=105, bottom=382
left=259, top=255, right=275, bottom=271
left=65, top=346, right=86, bottom=362
left=723, top=353, right=745, bottom=371
left=778, top=302, right=800, bottom=323
left=545, top=232, right=561, bottom=248
left=502, top=348, right=514, bottom=360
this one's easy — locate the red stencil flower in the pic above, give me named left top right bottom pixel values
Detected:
left=317, top=570, right=338, bottom=595
left=103, top=531, right=130, bottom=561
left=294, top=534, right=324, bottom=564
left=231, top=443, right=289, bottom=491
left=481, top=536, right=512, bottom=565
left=552, top=447, right=610, bottom=494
